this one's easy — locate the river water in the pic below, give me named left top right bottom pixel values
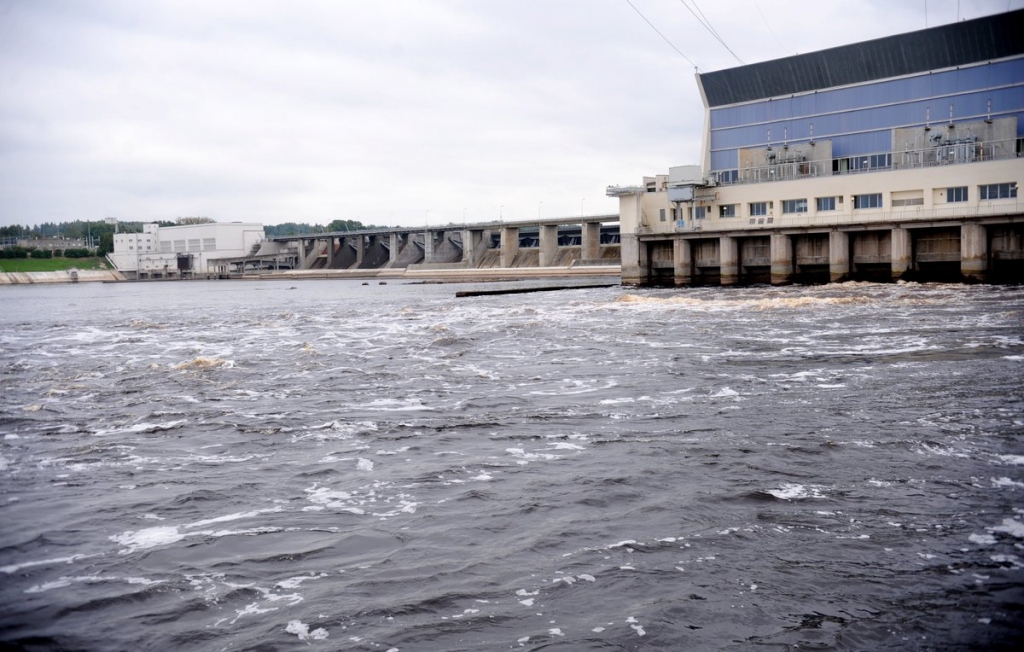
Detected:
left=1, top=279, right=1022, bottom=651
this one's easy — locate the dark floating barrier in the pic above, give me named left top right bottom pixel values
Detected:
left=456, top=283, right=617, bottom=298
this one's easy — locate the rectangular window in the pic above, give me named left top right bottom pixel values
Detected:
left=174, top=239, right=186, bottom=252
left=719, top=204, right=736, bottom=218
left=694, top=206, right=706, bottom=220
left=853, top=193, right=882, bottom=209
left=946, top=187, right=968, bottom=203
left=749, top=202, right=767, bottom=216
left=160, top=241, right=172, bottom=253
left=816, top=197, right=836, bottom=211
left=892, top=197, right=924, bottom=207
left=715, top=170, right=738, bottom=184
left=659, top=208, right=666, bottom=222
left=782, top=199, right=808, bottom=214
left=203, top=238, right=217, bottom=251
left=979, top=182, right=1018, bottom=200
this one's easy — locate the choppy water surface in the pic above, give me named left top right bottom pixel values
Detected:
left=1, top=279, right=1023, bottom=651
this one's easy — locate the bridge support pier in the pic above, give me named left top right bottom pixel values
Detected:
left=581, top=222, right=601, bottom=262
left=673, top=238, right=691, bottom=286
left=770, top=233, right=793, bottom=285
left=500, top=227, right=519, bottom=268
left=720, top=236, right=739, bottom=286
left=961, top=223, right=987, bottom=282
left=829, top=230, right=849, bottom=282
left=891, top=227, right=912, bottom=280
left=539, top=225, right=559, bottom=267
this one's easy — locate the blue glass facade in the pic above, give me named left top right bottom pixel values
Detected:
left=708, top=59, right=1024, bottom=174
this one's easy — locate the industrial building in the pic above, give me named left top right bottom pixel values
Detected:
left=609, top=9, right=1024, bottom=285
left=108, top=222, right=267, bottom=279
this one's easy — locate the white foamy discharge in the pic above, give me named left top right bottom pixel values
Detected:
left=767, top=484, right=827, bottom=500
left=285, top=620, right=329, bottom=641
left=110, top=508, right=285, bottom=553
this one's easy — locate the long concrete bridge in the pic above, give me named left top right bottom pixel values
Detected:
left=229, top=215, right=622, bottom=274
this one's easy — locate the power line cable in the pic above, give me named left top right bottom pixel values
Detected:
left=678, top=0, right=744, bottom=65
left=753, top=0, right=785, bottom=56
left=623, top=0, right=699, bottom=69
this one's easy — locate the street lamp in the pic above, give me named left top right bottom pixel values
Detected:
left=581, top=198, right=585, bottom=217
left=500, top=205, right=503, bottom=224
left=538, top=201, right=543, bottom=219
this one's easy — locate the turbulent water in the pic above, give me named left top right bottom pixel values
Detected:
left=1, top=279, right=1023, bottom=651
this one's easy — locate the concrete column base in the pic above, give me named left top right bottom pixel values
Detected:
left=770, top=233, right=793, bottom=285
left=829, top=230, right=850, bottom=283
left=673, top=238, right=691, bottom=286
left=620, top=234, right=648, bottom=285
left=891, top=227, right=912, bottom=281
left=720, top=236, right=738, bottom=286
left=961, top=222, right=988, bottom=282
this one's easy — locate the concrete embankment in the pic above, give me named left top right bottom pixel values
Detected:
left=0, top=269, right=126, bottom=285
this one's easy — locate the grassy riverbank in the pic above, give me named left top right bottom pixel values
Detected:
left=0, top=257, right=108, bottom=273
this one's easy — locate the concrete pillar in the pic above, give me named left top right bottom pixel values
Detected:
left=620, top=233, right=648, bottom=285
left=500, top=227, right=519, bottom=268
left=720, top=236, right=738, bottom=286
left=829, top=230, right=849, bottom=283
left=461, top=229, right=482, bottom=266
left=673, top=238, right=692, bottom=286
left=423, top=230, right=435, bottom=264
left=354, top=234, right=365, bottom=267
left=581, top=222, right=601, bottom=262
left=539, top=225, right=559, bottom=267
left=770, top=233, right=793, bottom=285
left=891, top=227, right=912, bottom=280
left=389, top=232, right=400, bottom=265
left=961, top=223, right=988, bottom=282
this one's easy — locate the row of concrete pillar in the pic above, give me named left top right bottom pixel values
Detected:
left=298, top=222, right=610, bottom=270
left=663, top=223, right=991, bottom=285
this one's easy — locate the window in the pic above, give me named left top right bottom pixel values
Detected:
left=816, top=197, right=836, bottom=211
left=659, top=208, right=666, bottom=222
left=782, top=199, right=808, bottom=214
left=946, top=187, right=968, bottom=203
left=694, top=206, right=706, bottom=220
left=715, top=170, right=738, bottom=184
left=203, top=238, right=217, bottom=251
left=980, top=182, right=1017, bottom=200
left=853, top=193, right=882, bottom=209
left=750, top=202, right=768, bottom=216
left=892, top=197, right=924, bottom=207
left=719, top=204, right=736, bottom=218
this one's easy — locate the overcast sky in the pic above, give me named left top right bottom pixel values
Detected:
left=1, top=0, right=1019, bottom=228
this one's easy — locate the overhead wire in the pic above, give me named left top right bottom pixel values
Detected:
left=678, top=0, right=745, bottom=65
left=623, top=0, right=699, bottom=69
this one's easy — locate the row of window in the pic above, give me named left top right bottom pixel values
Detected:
left=679, top=182, right=1018, bottom=220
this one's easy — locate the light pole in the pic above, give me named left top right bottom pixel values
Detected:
left=500, top=205, right=503, bottom=224
left=425, top=210, right=430, bottom=230
left=581, top=198, right=585, bottom=217
left=538, top=201, right=543, bottom=219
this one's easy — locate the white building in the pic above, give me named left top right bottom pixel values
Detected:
left=109, top=222, right=266, bottom=279
left=609, top=9, right=1024, bottom=285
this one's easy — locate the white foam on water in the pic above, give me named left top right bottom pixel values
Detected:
left=969, top=533, right=997, bottom=545
left=519, top=598, right=534, bottom=606
left=767, top=483, right=826, bottom=500
left=548, top=628, right=564, bottom=637
left=357, top=458, right=374, bottom=472
left=545, top=442, right=585, bottom=451
left=995, top=455, right=1024, bottom=466
left=992, top=477, right=1024, bottom=488
left=506, top=448, right=562, bottom=462
left=361, top=398, right=434, bottom=412
left=92, top=419, right=188, bottom=436
left=276, top=573, right=328, bottom=589
left=111, top=526, right=185, bottom=553
left=186, top=507, right=283, bottom=529
left=991, top=518, right=1024, bottom=538
left=577, top=574, right=596, bottom=582
left=0, top=552, right=85, bottom=575
left=469, top=473, right=493, bottom=481
left=707, top=386, right=741, bottom=399
left=24, top=575, right=163, bottom=594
